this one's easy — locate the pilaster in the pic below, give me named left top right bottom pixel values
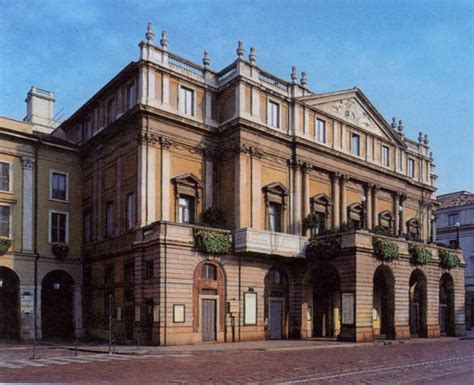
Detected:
left=21, top=157, right=34, bottom=252
left=331, top=172, right=340, bottom=228
left=340, top=174, right=348, bottom=225
left=73, top=285, right=85, bottom=338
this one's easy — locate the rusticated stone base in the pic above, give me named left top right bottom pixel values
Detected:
left=455, top=323, right=466, bottom=336
left=426, top=324, right=441, bottom=338
left=338, top=325, right=374, bottom=342
left=394, top=325, right=410, bottom=340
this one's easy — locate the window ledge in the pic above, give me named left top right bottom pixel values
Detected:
left=48, top=198, right=70, bottom=204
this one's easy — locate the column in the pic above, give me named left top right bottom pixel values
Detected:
left=431, top=209, right=437, bottom=243
left=302, top=163, right=311, bottom=235
left=73, top=285, right=85, bottom=338
left=147, top=146, right=156, bottom=223
left=372, top=184, right=379, bottom=227
left=251, top=151, right=262, bottom=228
left=340, top=174, right=348, bottom=225
left=366, top=183, right=373, bottom=230
left=234, top=146, right=248, bottom=228
left=292, top=162, right=302, bottom=234
left=393, top=192, right=400, bottom=237
left=332, top=172, right=340, bottom=228
left=160, top=138, right=171, bottom=221
left=22, top=157, right=34, bottom=252
left=399, top=194, right=405, bottom=237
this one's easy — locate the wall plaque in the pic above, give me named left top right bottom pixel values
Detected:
left=21, top=293, right=33, bottom=314
left=173, top=304, right=185, bottom=323
left=342, top=292, right=354, bottom=325
left=244, top=292, right=257, bottom=325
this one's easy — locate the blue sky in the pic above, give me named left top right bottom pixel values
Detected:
left=0, top=0, right=472, bottom=194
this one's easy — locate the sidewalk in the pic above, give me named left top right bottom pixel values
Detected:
left=1, top=330, right=473, bottom=358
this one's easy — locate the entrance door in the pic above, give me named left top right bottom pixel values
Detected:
left=201, top=299, right=217, bottom=342
left=410, top=303, right=419, bottom=336
left=440, top=304, right=447, bottom=334
left=144, top=299, right=154, bottom=344
left=270, top=300, right=283, bottom=339
left=124, top=306, right=134, bottom=341
left=0, top=268, right=19, bottom=339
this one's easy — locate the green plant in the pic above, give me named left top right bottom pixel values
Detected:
left=0, top=239, right=12, bottom=256
left=201, top=207, right=227, bottom=228
left=409, top=244, right=433, bottom=265
left=306, top=237, right=341, bottom=260
left=303, top=212, right=323, bottom=233
left=373, top=237, right=399, bottom=262
left=195, top=230, right=231, bottom=254
left=439, top=249, right=461, bottom=269
left=372, top=225, right=394, bottom=237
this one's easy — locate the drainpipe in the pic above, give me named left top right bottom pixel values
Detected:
left=238, top=255, right=241, bottom=342
left=33, top=142, right=39, bottom=343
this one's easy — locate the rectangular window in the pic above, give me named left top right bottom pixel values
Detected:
left=0, top=206, right=10, bottom=237
left=178, top=195, right=195, bottom=224
left=83, top=208, right=93, bottom=242
left=179, top=86, right=194, bottom=116
left=51, top=172, right=67, bottom=201
left=107, top=97, right=116, bottom=125
left=316, top=119, right=326, bottom=143
left=448, top=213, right=459, bottom=227
left=382, top=145, right=390, bottom=167
left=351, top=133, right=360, bottom=156
left=268, top=203, right=282, bottom=232
left=124, top=263, right=134, bottom=282
left=268, top=101, right=280, bottom=128
left=105, top=201, right=114, bottom=237
left=126, top=193, right=135, bottom=230
left=408, top=158, right=415, bottom=178
left=0, top=162, right=10, bottom=191
left=127, top=80, right=136, bottom=109
left=145, top=261, right=154, bottom=279
left=50, top=212, right=67, bottom=243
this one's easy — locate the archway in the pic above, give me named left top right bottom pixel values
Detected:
left=439, top=273, right=455, bottom=336
left=409, top=270, right=427, bottom=337
left=306, top=264, right=341, bottom=338
left=264, top=268, right=289, bottom=340
left=0, top=267, right=20, bottom=339
left=373, top=265, right=395, bottom=339
left=42, top=270, right=74, bottom=339
left=192, top=261, right=225, bottom=342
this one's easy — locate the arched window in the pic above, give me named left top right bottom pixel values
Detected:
left=201, top=263, right=217, bottom=280
left=271, top=270, right=281, bottom=285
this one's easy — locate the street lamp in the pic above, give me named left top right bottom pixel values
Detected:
left=53, top=282, right=61, bottom=290
left=455, top=222, right=460, bottom=249
left=0, top=278, right=3, bottom=288
left=361, top=195, right=367, bottom=230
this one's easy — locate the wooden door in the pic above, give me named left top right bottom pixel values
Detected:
left=270, top=300, right=283, bottom=339
left=201, top=299, right=217, bottom=342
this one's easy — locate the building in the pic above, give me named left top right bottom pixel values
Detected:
left=8, top=23, right=465, bottom=346
left=436, top=191, right=474, bottom=329
left=0, top=88, right=83, bottom=340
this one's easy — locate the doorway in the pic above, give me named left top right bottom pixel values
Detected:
left=373, top=265, right=395, bottom=339
left=409, top=270, right=427, bottom=337
left=42, top=270, right=74, bottom=339
left=0, top=267, right=19, bottom=339
left=201, top=298, right=217, bottom=342
left=439, top=273, right=455, bottom=336
left=270, top=299, right=283, bottom=339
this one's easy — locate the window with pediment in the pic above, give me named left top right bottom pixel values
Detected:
left=309, top=194, right=332, bottom=235
left=347, top=202, right=363, bottom=229
left=172, top=173, right=202, bottom=224
left=263, top=183, right=288, bottom=233
left=379, top=210, right=394, bottom=232
left=406, top=218, right=421, bottom=242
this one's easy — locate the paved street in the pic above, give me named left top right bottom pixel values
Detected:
left=0, top=338, right=473, bottom=384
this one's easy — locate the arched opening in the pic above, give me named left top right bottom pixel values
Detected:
left=0, top=267, right=20, bottom=339
left=305, top=264, right=341, bottom=338
left=439, top=273, right=455, bottom=336
left=264, top=268, right=289, bottom=340
left=193, top=261, right=225, bottom=342
left=409, top=270, right=427, bottom=337
left=42, top=270, right=74, bottom=339
left=373, top=265, right=395, bottom=339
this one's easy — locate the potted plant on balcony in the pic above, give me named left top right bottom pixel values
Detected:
left=439, top=249, right=461, bottom=269
left=373, top=237, right=399, bottom=262
left=52, top=243, right=69, bottom=259
left=303, top=212, right=322, bottom=234
left=409, top=244, right=433, bottom=266
left=306, top=237, right=341, bottom=261
left=372, top=225, right=394, bottom=237
left=201, top=207, right=227, bottom=229
left=195, top=230, right=231, bottom=254
left=0, top=239, right=11, bottom=256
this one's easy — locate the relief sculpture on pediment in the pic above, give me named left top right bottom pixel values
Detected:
left=319, top=98, right=373, bottom=129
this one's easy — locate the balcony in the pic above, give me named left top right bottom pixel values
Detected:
left=234, top=227, right=308, bottom=258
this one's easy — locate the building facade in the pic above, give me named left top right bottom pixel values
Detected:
left=0, top=88, right=83, bottom=340
left=38, top=24, right=467, bottom=345
left=436, top=191, right=474, bottom=329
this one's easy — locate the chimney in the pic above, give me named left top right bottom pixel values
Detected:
left=24, top=87, right=59, bottom=134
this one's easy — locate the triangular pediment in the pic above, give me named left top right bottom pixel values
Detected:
left=299, top=88, right=405, bottom=147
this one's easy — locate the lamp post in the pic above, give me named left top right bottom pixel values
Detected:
left=455, top=222, right=460, bottom=249
left=430, top=213, right=436, bottom=244
left=361, top=195, right=367, bottom=230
